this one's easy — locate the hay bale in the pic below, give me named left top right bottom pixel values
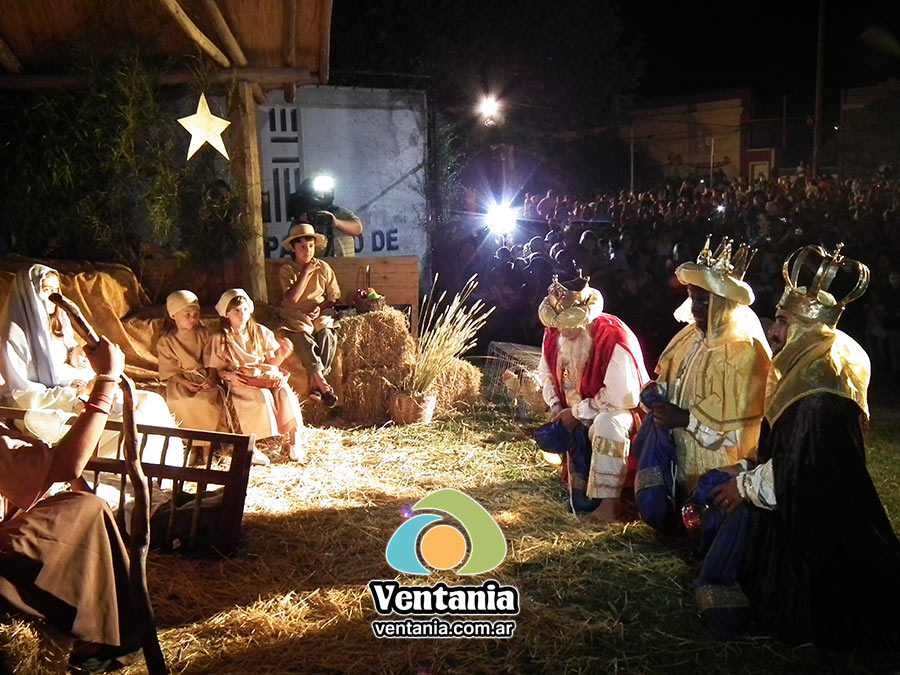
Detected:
left=337, top=308, right=414, bottom=373
left=433, top=358, right=483, bottom=414
left=341, top=364, right=411, bottom=425
left=0, top=618, right=70, bottom=675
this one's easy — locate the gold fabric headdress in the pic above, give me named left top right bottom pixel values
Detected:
left=776, top=243, right=869, bottom=327
left=675, top=235, right=756, bottom=305
left=538, top=273, right=604, bottom=329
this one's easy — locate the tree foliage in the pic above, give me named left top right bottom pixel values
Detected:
left=0, top=50, right=248, bottom=265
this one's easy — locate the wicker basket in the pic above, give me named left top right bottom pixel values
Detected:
left=353, top=264, right=387, bottom=314
left=389, top=392, right=436, bottom=425
left=239, top=366, right=289, bottom=389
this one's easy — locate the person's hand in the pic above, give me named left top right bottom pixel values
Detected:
left=73, top=379, right=91, bottom=397
left=183, top=379, right=204, bottom=393
left=277, top=337, right=294, bottom=358
left=302, top=258, right=322, bottom=276
left=308, top=305, right=322, bottom=321
left=200, top=375, right=216, bottom=391
left=549, top=402, right=564, bottom=421
left=83, top=336, right=124, bottom=379
left=650, top=401, right=690, bottom=428
left=550, top=406, right=579, bottom=432
left=717, top=463, right=744, bottom=477
left=710, top=478, right=745, bottom=514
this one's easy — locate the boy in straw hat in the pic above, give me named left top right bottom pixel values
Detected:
left=536, top=274, right=649, bottom=523
left=278, top=223, right=341, bottom=407
left=640, top=237, right=771, bottom=509
left=699, top=244, right=900, bottom=648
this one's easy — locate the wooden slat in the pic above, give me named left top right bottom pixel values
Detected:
left=200, top=0, right=265, bottom=104
left=157, top=0, right=230, bottom=68
left=0, top=66, right=315, bottom=91
left=0, top=34, right=23, bottom=74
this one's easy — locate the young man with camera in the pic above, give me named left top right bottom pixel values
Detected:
left=287, top=176, right=363, bottom=258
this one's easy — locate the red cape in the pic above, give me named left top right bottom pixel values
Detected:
left=542, top=314, right=646, bottom=404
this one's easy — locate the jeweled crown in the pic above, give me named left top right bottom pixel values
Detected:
left=695, top=235, right=756, bottom=282
left=547, top=272, right=592, bottom=312
left=777, top=243, right=870, bottom=327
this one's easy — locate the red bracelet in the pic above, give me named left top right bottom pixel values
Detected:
left=90, top=392, right=113, bottom=407
left=82, top=402, right=111, bottom=415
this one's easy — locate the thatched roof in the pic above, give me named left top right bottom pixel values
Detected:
left=0, top=0, right=331, bottom=93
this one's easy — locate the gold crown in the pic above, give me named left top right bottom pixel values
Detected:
left=695, top=235, right=756, bottom=280
left=547, top=272, right=592, bottom=312
left=675, top=235, right=757, bottom=305
left=540, top=272, right=604, bottom=329
left=777, top=243, right=869, bottom=327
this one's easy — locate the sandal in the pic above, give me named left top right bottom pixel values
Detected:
left=321, top=389, right=339, bottom=409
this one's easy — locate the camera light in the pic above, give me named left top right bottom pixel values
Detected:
left=486, top=204, right=516, bottom=235
left=312, top=175, right=335, bottom=193
left=479, top=96, right=500, bottom=119
left=716, top=205, right=726, bottom=213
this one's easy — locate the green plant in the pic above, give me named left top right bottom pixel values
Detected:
left=400, top=274, right=494, bottom=396
left=0, top=49, right=246, bottom=265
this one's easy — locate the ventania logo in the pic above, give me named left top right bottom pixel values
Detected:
left=385, top=488, right=506, bottom=575
left=370, top=489, right=519, bottom=639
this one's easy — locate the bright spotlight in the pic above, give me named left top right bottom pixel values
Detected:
left=486, top=204, right=516, bottom=235
left=479, top=96, right=500, bottom=119
left=312, top=175, right=335, bottom=193
left=716, top=204, right=726, bottom=213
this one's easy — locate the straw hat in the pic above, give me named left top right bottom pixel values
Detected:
left=281, top=222, right=326, bottom=250
left=166, top=290, right=200, bottom=318
left=215, top=288, right=253, bottom=317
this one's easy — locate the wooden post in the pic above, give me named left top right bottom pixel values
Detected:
left=283, top=0, right=298, bottom=103
left=236, top=81, right=267, bottom=302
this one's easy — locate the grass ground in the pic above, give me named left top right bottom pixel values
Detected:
left=4, top=388, right=900, bottom=674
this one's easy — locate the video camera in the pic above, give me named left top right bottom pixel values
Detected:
left=287, top=175, right=336, bottom=256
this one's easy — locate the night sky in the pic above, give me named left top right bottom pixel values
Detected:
left=621, top=2, right=900, bottom=105
left=334, top=2, right=900, bottom=115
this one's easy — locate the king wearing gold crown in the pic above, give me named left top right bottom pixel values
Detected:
left=703, top=244, right=900, bottom=648
left=536, top=274, right=649, bottom=523
left=640, top=237, right=772, bottom=511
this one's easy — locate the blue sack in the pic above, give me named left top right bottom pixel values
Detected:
left=691, top=468, right=750, bottom=641
left=633, top=390, right=679, bottom=534
left=533, top=420, right=599, bottom=514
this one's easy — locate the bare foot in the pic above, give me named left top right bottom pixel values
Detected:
left=582, top=498, right=623, bottom=524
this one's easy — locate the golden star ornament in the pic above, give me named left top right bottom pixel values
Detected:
left=178, top=93, right=231, bottom=160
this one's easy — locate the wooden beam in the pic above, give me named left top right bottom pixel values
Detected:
left=0, top=35, right=23, bottom=75
left=157, top=0, right=230, bottom=68
left=236, top=81, right=267, bottom=303
left=282, top=0, right=297, bottom=103
left=0, top=67, right=315, bottom=91
left=200, top=0, right=266, bottom=104
left=318, top=0, right=333, bottom=84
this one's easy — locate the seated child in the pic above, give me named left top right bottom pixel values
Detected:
left=207, top=289, right=304, bottom=465
left=157, top=291, right=225, bottom=456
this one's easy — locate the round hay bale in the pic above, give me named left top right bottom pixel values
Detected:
left=337, top=308, right=414, bottom=373
left=341, top=364, right=411, bottom=425
left=433, top=358, right=483, bottom=414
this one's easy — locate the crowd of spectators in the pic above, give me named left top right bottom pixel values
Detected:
left=457, top=167, right=900, bottom=377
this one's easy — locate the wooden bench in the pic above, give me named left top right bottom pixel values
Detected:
left=266, top=255, right=420, bottom=332
left=0, top=407, right=254, bottom=557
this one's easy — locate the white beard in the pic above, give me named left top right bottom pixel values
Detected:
left=557, top=327, right=593, bottom=374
